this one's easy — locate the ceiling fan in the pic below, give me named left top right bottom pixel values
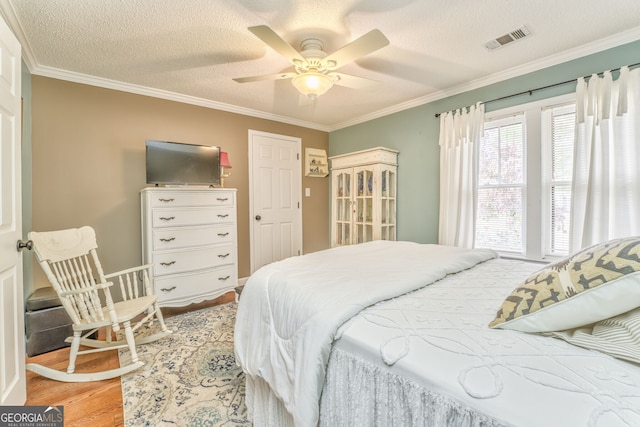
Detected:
left=233, top=25, right=390, bottom=99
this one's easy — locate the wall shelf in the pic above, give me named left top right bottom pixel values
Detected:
left=305, top=148, right=329, bottom=177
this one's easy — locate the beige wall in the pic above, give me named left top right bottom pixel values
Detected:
left=30, top=76, right=330, bottom=292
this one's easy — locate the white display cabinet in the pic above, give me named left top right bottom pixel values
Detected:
left=329, top=147, right=398, bottom=247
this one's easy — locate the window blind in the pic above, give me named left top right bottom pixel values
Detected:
left=548, top=110, right=575, bottom=254
left=476, top=118, right=524, bottom=253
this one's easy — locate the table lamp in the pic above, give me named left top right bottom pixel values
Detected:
left=220, top=151, right=232, bottom=187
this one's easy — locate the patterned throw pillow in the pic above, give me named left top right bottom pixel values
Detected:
left=489, top=236, right=640, bottom=332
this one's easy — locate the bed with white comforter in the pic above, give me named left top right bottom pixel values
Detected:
left=234, top=240, right=640, bottom=427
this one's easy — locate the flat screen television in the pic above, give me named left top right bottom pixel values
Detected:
left=146, top=139, right=221, bottom=186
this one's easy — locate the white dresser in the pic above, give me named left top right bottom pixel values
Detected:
left=140, top=187, right=238, bottom=307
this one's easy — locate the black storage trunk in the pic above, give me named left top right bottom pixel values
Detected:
left=25, top=287, right=73, bottom=357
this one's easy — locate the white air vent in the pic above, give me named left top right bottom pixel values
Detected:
left=483, top=25, right=532, bottom=51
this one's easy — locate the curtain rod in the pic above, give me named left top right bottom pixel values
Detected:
left=434, top=62, right=640, bottom=118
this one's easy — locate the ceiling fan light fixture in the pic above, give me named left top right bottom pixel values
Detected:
left=291, top=72, right=334, bottom=99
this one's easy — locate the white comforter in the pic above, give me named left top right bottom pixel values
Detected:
left=324, top=258, right=640, bottom=426
left=234, top=240, right=497, bottom=427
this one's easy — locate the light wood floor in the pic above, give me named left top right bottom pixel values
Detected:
left=25, top=292, right=235, bottom=427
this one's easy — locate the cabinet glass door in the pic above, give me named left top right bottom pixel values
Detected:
left=334, top=170, right=353, bottom=245
left=354, top=167, right=374, bottom=244
left=380, top=168, right=396, bottom=241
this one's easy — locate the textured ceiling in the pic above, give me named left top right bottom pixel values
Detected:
left=3, top=0, right=640, bottom=131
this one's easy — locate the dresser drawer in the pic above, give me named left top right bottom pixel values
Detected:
left=152, top=245, right=234, bottom=276
left=154, top=266, right=236, bottom=303
left=152, top=225, right=234, bottom=251
left=152, top=207, right=234, bottom=228
left=149, top=191, right=234, bottom=208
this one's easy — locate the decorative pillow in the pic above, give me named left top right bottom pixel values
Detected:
left=550, top=307, right=640, bottom=364
left=489, top=236, right=640, bottom=332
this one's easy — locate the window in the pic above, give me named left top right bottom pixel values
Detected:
left=476, top=115, right=525, bottom=252
left=474, top=94, right=575, bottom=260
left=543, top=104, right=575, bottom=255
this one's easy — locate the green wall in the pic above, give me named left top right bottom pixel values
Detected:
left=329, top=40, right=640, bottom=244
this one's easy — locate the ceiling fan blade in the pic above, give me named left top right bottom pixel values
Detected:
left=248, top=25, right=306, bottom=65
left=331, top=72, right=381, bottom=89
left=233, top=72, right=296, bottom=83
left=323, top=29, right=389, bottom=69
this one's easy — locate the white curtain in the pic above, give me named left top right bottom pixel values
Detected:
left=438, top=102, right=485, bottom=248
left=570, top=66, right=640, bottom=251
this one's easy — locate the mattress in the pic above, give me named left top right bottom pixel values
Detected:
left=321, top=258, right=640, bottom=427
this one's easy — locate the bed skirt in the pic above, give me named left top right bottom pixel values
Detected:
left=246, top=346, right=510, bottom=427
left=245, top=375, right=295, bottom=427
left=319, top=347, right=509, bottom=427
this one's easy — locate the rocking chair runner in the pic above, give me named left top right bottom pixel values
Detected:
left=26, top=226, right=171, bottom=382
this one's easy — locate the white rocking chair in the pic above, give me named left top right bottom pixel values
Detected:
left=26, top=226, right=171, bottom=382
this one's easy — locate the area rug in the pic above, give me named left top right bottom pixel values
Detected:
left=119, top=302, right=250, bottom=426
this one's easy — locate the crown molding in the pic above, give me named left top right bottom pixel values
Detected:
left=3, top=0, right=638, bottom=133
left=0, top=0, right=36, bottom=69
left=329, top=27, right=640, bottom=131
left=0, top=1, right=331, bottom=132
left=31, top=65, right=332, bottom=132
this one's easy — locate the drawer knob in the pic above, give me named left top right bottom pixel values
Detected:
left=158, top=198, right=175, bottom=203
left=160, top=286, right=176, bottom=292
left=218, top=276, right=230, bottom=281
left=159, top=237, right=176, bottom=242
left=216, top=197, right=228, bottom=201
left=217, top=232, right=229, bottom=237
left=159, top=216, right=175, bottom=221
left=160, top=261, right=176, bottom=266
left=217, top=214, right=229, bottom=218
left=218, top=253, right=230, bottom=259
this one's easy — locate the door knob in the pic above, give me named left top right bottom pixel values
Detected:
left=255, top=215, right=262, bottom=221
left=16, top=239, right=33, bottom=252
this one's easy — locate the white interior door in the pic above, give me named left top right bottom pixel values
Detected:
left=249, top=130, right=302, bottom=273
left=0, top=15, right=25, bottom=405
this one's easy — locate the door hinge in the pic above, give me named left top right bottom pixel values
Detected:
left=298, top=202, right=300, bottom=208
left=297, top=153, right=300, bottom=160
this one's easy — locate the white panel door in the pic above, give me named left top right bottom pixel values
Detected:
left=0, top=14, right=25, bottom=405
left=249, top=130, right=302, bottom=273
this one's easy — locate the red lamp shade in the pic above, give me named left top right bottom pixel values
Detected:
left=220, top=151, right=232, bottom=168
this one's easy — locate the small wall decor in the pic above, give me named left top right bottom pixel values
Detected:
left=305, top=148, right=329, bottom=177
